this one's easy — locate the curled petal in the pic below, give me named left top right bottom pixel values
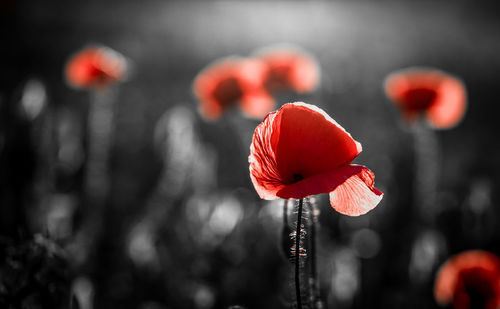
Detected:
left=274, top=164, right=378, bottom=196
left=328, top=165, right=383, bottom=216
left=275, top=165, right=383, bottom=216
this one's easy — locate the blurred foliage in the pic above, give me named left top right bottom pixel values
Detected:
left=0, top=235, right=71, bottom=309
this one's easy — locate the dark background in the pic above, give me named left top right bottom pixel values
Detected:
left=1, top=1, right=500, bottom=308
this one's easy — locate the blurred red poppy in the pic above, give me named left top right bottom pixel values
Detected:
left=434, top=250, right=500, bottom=309
left=192, top=56, right=275, bottom=120
left=384, top=67, right=467, bottom=129
left=65, top=46, right=127, bottom=90
left=249, top=102, right=383, bottom=216
left=254, top=46, right=320, bottom=94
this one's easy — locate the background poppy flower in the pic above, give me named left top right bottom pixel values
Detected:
left=253, top=45, right=320, bottom=94
left=65, top=45, right=127, bottom=90
left=384, top=67, right=467, bottom=129
left=192, top=56, right=275, bottom=120
left=434, top=250, right=500, bottom=309
left=249, top=102, right=383, bottom=216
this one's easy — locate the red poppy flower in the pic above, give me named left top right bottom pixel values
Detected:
left=254, top=45, right=320, bottom=94
left=249, top=102, right=383, bottom=216
left=192, top=56, right=275, bottom=120
left=65, top=46, right=127, bottom=90
left=384, top=67, right=467, bottom=129
left=434, top=250, right=500, bottom=309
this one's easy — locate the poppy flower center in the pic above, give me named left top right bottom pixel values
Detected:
left=85, top=64, right=110, bottom=84
left=401, top=88, right=438, bottom=111
left=265, top=65, right=292, bottom=91
left=292, top=173, right=304, bottom=182
left=454, top=268, right=499, bottom=308
left=213, top=77, right=243, bottom=107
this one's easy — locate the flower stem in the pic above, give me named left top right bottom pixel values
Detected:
left=308, top=201, right=319, bottom=307
left=80, top=88, right=116, bottom=264
left=412, top=121, right=439, bottom=224
left=295, top=198, right=304, bottom=309
left=283, top=199, right=289, bottom=227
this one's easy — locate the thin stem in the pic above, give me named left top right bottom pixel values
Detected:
left=283, top=199, right=289, bottom=227
left=308, top=201, right=319, bottom=306
left=412, top=121, right=439, bottom=225
left=281, top=199, right=293, bottom=261
left=295, top=198, right=304, bottom=309
left=79, top=88, right=116, bottom=267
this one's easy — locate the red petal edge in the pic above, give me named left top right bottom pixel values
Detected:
left=249, top=109, right=283, bottom=200
left=275, top=164, right=382, bottom=216
left=328, top=165, right=383, bottom=216
left=426, top=77, right=467, bottom=129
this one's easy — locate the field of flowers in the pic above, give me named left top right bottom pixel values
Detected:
left=1, top=1, right=500, bottom=308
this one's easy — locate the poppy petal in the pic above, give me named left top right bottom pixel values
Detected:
left=249, top=109, right=284, bottom=200
left=384, top=67, right=467, bottom=129
left=239, top=91, right=276, bottom=119
left=434, top=250, right=500, bottom=306
left=289, top=53, right=320, bottom=93
left=384, top=69, right=442, bottom=107
left=238, top=58, right=268, bottom=87
left=193, top=57, right=271, bottom=120
left=66, top=48, right=101, bottom=89
left=65, top=46, right=127, bottom=90
left=273, top=164, right=360, bottom=196
left=249, top=102, right=363, bottom=200
left=249, top=102, right=382, bottom=216
left=198, top=98, right=224, bottom=120
left=254, top=45, right=320, bottom=93
left=275, top=164, right=382, bottom=216
left=426, top=77, right=467, bottom=129
left=192, top=57, right=245, bottom=120
left=328, top=165, right=383, bottom=216
left=275, top=102, right=362, bottom=184
left=94, top=47, right=127, bottom=82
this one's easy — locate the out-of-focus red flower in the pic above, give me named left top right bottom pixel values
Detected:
left=254, top=46, right=320, bottom=94
left=384, top=67, right=467, bottom=129
left=65, top=46, right=127, bottom=90
left=192, top=56, right=275, bottom=120
left=434, top=250, right=500, bottom=309
left=248, top=102, right=383, bottom=216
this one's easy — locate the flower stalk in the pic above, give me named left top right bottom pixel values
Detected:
left=308, top=200, right=321, bottom=308
left=294, top=198, right=304, bottom=309
left=412, top=121, right=439, bottom=224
